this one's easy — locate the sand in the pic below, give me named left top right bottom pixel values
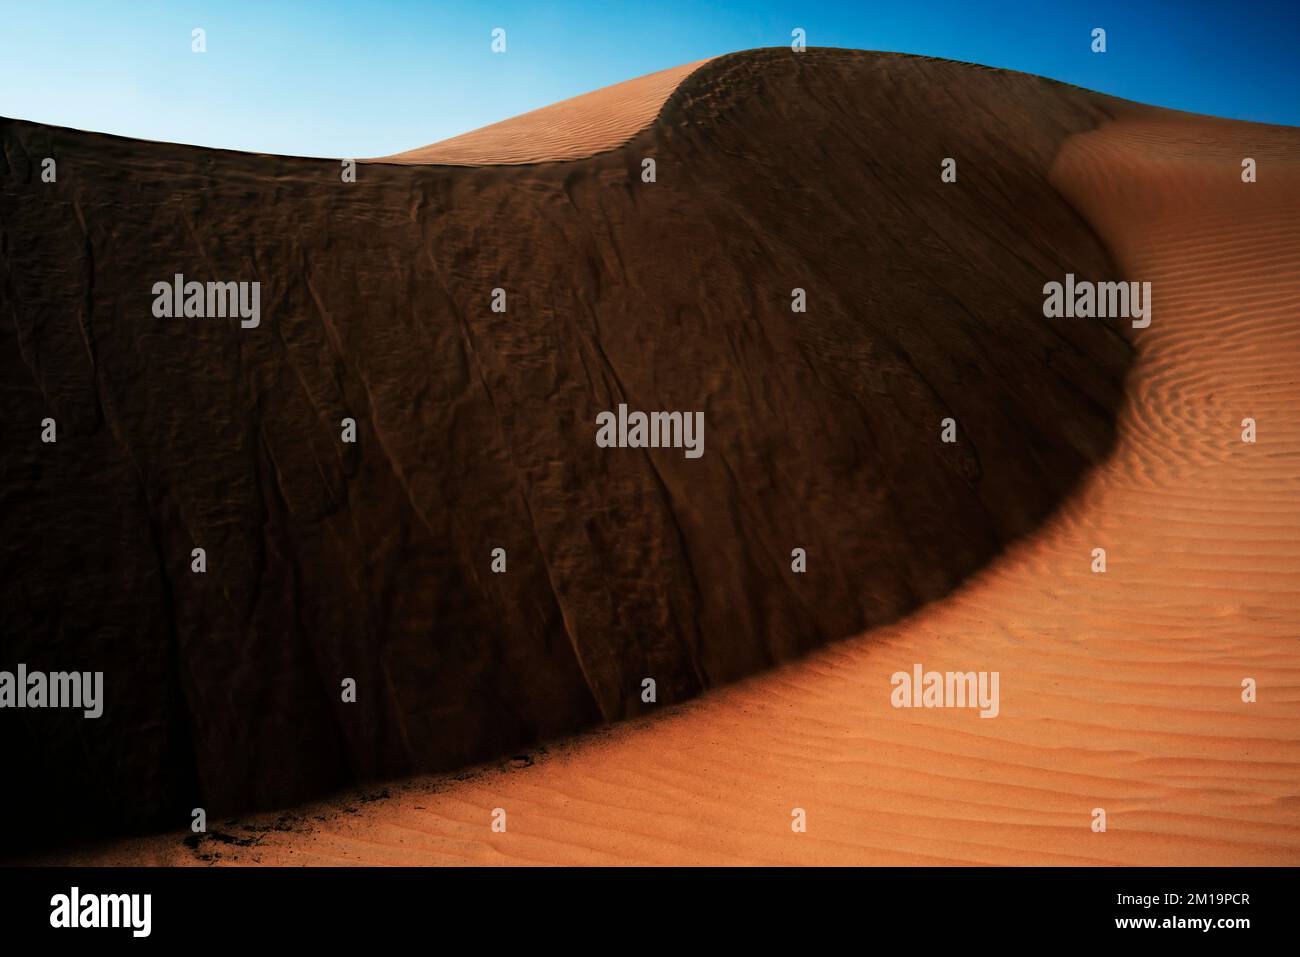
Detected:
left=7, top=52, right=1300, bottom=866
left=369, top=60, right=709, bottom=165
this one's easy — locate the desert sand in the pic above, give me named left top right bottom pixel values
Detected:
left=4, top=50, right=1299, bottom=866
left=370, top=60, right=709, bottom=165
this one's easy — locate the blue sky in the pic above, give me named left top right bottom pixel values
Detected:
left=1, top=0, right=1297, bottom=158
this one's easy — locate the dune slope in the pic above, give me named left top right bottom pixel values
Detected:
left=370, top=59, right=710, bottom=165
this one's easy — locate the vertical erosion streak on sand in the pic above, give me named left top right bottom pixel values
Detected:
left=89, top=110, right=1300, bottom=868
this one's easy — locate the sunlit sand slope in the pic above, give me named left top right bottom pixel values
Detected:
left=370, top=60, right=708, bottom=165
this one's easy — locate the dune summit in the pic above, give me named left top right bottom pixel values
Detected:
left=370, top=59, right=711, bottom=165
left=0, top=49, right=1140, bottom=852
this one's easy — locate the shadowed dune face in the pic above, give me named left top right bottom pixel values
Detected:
left=0, top=49, right=1134, bottom=851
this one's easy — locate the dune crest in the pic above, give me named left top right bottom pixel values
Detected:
left=370, top=59, right=710, bottom=166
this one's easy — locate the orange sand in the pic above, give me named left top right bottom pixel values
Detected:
left=368, top=60, right=709, bottom=165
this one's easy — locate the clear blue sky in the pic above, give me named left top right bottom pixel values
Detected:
left=1, top=0, right=1297, bottom=158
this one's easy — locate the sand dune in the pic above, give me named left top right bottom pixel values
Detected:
left=2, top=49, right=1139, bottom=854
left=370, top=60, right=708, bottom=165
left=72, top=100, right=1300, bottom=865
left=6, top=50, right=1300, bottom=866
